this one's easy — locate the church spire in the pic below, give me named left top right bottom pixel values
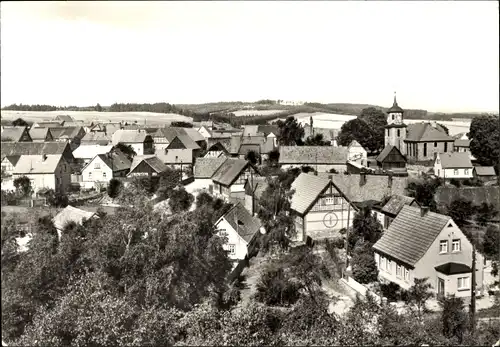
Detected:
left=393, top=91, right=398, bottom=106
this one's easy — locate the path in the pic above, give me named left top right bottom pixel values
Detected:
left=237, top=252, right=269, bottom=307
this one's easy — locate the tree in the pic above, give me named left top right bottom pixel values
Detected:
left=39, top=188, right=69, bottom=207
left=305, top=133, right=330, bottom=146
left=447, top=198, right=474, bottom=227
left=11, top=118, right=29, bottom=126
left=407, top=178, right=441, bottom=211
left=245, top=150, right=259, bottom=165
left=337, top=118, right=379, bottom=153
left=168, top=186, right=194, bottom=213
left=107, top=178, right=122, bottom=198
left=405, top=277, right=434, bottom=319
left=351, top=243, right=379, bottom=284
left=156, top=168, right=182, bottom=200
left=171, top=121, right=193, bottom=128
left=268, top=149, right=280, bottom=166
left=358, top=107, right=388, bottom=151
left=94, top=103, right=103, bottom=112
left=111, top=143, right=136, bottom=161
left=483, top=225, right=500, bottom=258
left=254, top=266, right=300, bottom=306
left=13, top=176, right=32, bottom=197
left=469, top=114, right=500, bottom=168
left=350, top=205, right=383, bottom=249
left=475, top=202, right=498, bottom=227
left=437, top=123, right=450, bottom=135
left=276, top=116, right=304, bottom=146
left=439, top=295, right=468, bottom=343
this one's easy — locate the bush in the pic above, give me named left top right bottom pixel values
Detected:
left=40, top=189, right=69, bottom=207
left=107, top=179, right=122, bottom=199
left=254, top=267, right=301, bottom=306
left=330, top=237, right=345, bottom=249
left=1, top=190, right=18, bottom=206
left=449, top=178, right=461, bottom=187
left=329, top=168, right=338, bottom=174
left=13, top=176, right=32, bottom=197
left=351, top=248, right=378, bottom=284
left=380, top=282, right=401, bottom=302
left=462, top=178, right=483, bottom=187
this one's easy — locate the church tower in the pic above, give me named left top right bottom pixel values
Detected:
left=385, top=92, right=407, bottom=154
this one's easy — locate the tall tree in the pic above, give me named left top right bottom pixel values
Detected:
left=358, top=107, right=388, bottom=150
left=469, top=114, right=500, bottom=169
left=337, top=118, right=378, bottom=152
left=305, top=133, right=330, bottom=146
left=276, top=116, right=305, bottom=146
left=447, top=198, right=474, bottom=227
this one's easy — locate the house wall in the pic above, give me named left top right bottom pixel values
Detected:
left=434, top=157, right=473, bottom=179
left=153, top=137, right=169, bottom=154
left=12, top=158, right=71, bottom=195
left=454, top=146, right=469, bottom=153
left=128, top=161, right=161, bottom=177
left=198, top=127, right=212, bottom=139
left=406, top=141, right=454, bottom=162
left=385, top=127, right=406, bottom=154
left=1, top=157, right=16, bottom=177
left=375, top=252, right=414, bottom=290
left=304, top=196, right=353, bottom=240
left=280, top=163, right=347, bottom=173
left=348, top=146, right=367, bottom=166
left=292, top=214, right=305, bottom=242
left=82, top=156, right=113, bottom=186
left=215, top=217, right=249, bottom=261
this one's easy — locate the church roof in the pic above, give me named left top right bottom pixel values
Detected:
left=387, top=93, right=404, bottom=113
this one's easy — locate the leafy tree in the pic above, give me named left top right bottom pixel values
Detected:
left=337, top=118, right=379, bottom=153
left=111, top=143, right=136, bottom=161
left=350, top=205, right=383, bottom=250
left=268, top=148, right=280, bottom=166
left=407, top=178, right=441, bottom=211
left=156, top=168, right=182, bottom=200
left=13, top=176, right=32, bottom=197
left=305, top=133, right=330, bottom=146
left=438, top=295, right=468, bottom=343
left=39, top=188, right=69, bottom=207
left=447, top=198, right=474, bottom=227
left=449, top=178, right=461, bottom=187
left=482, top=225, right=500, bottom=258
left=276, top=116, right=305, bottom=146
left=474, top=202, right=498, bottom=226
left=351, top=244, right=379, bottom=284
left=245, top=150, right=259, bottom=165
left=358, top=107, right=388, bottom=150
left=168, top=186, right=194, bottom=213
left=405, top=277, right=434, bottom=319
left=11, top=118, right=29, bottom=126
left=94, top=103, right=103, bottom=112
left=254, top=266, right=301, bottom=306
left=437, top=123, right=450, bottom=135
left=107, top=178, right=122, bottom=198
left=469, top=114, right=500, bottom=169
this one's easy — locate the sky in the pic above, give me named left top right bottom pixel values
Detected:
left=1, top=1, right=498, bottom=113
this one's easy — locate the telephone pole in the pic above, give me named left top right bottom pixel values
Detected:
left=469, top=245, right=476, bottom=336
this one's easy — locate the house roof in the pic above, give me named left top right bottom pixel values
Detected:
left=211, top=130, right=239, bottom=139
left=381, top=195, right=417, bottom=216
left=376, top=145, right=406, bottom=163
left=453, top=139, right=470, bottom=147
left=257, top=125, right=279, bottom=137
left=53, top=205, right=96, bottom=231
left=348, top=140, right=363, bottom=148
left=230, top=135, right=274, bottom=155
left=279, top=146, right=348, bottom=165
left=157, top=149, right=193, bottom=164
left=129, top=155, right=168, bottom=174
left=373, top=205, right=451, bottom=266
left=435, top=186, right=500, bottom=210
left=34, top=121, right=63, bottom=128
left=83, top=150, right=131, bottom=172
left=212, top=158, right=249, bottom=186
left=2, top=155, right=21, bottom=166
left=29, top=127, right=52, bottom=141
left=183, top=127, right=206, bottom=143
left=220, top=203, right=262, bottom=243
left=242, top=125, right=259, bottom=137
left=290, top=173, right=331, bottom=215
left=194, top=157, right=228, bottom=178
left=405, top=123, right=453, bottom=142
left=81, top=131, right=112, bottom=145
left=319, top=173, right=409, bottom=203
left=387, top=95, right=404, bottom=113
left=1, top=127, right=29, bottom=142
left=72, top=145, right=113, bottom=160
left=171, top=133, right=200, bottom=150
left=207, top=142, right=229, bottom=154
left=53, top=115, right=75, bottom=123
left=13, top=154, right=63, bottom=174
left=1, top=142, right=71, bottom=159
left=474, top=166, right=496, bottom=176
left=49, top=126, right=84, bottom=140
left=153, top=128, right=201, bottom=149
left=112, top=129, right=149, bottom=144
left=439, top=152, right=472, bottom=169
left=435, top=262, right=472, bottom=275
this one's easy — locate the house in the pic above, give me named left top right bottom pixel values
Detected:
left=229, top=135, right=275, bottom=162
left=204, top=142, right=229, bottom=158
left=304, top=125, right=339, bottom=146
left=111, top=129, right=154, bottom=156
left=81, top=131, right=112, bottom=146
left=242, top=125, right=279, bottom=146
left=371, top=145, right=407, bottom=173
left=244, top=176, right=269, bottom=216
left=53, top=205, right=97, bottom=234
left=52, top=115, right=76, bottom=123
left=473, top=166, right=497, bottom=182
left=279, top=146, right=349, bottom=173
left=347, top=140, right=367, bottom=166
left=1, top=127, right=32, bottom=142
left=211, top=158, right=259, bottom=204
left=72, top=144, right=113, bottom=165
left=215, top=202, right=262, bottom=267
left=147, top=127, right=201, bottom=157
left=49, top=126, right=86, bottom=150
left=192, top=157, right=228, bottom=192
left=1, top=156, right=21, bottom=183
left=373, top=205, right=484, bottom=297
left=29, top=127, right=54, bottom=142
left=182, top=127, right=207, bottom=148
left=434, top=152, right=473, bottom=180
left=128, top=155, right=169, bottom=177
left=12, top=154, right=71, bottom=195
left=193, top=121, right=213, bottom=131
left=372, top=195, right=420, bottom=229
left=89, top=122, right=122, bottom=136
left=198, top=125, right=213, bottom=139
left=157, top=149, right=193, bottom=172
left=290, top=173, right=357, bottom=243
left=1, top=142, right=75, bottom=164
left=206, top=130, right=238, bottom=149
left=404, top=122, right=454, bottom=162
left=81, top=151, right=131, bottom=189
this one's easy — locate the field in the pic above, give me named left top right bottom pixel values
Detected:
left=0, top=110, right=191, bottom=126
left=232, top=109, right=286, bottom=117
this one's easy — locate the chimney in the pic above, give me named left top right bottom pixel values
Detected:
left=360, top=173, right=367, bottom=186
left=421, top=206, right=429, bottom=217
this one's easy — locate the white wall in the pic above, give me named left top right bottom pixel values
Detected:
left=198, top=127, right=212, bottom=139
left=129, top=143, right=145, bottom=156
left=82, top=156, right=113, bottom=186
left=215, top=217, right=249, bottom=261
left=435, top=159, right=473, bottom=179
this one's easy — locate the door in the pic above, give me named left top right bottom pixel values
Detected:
left=438, top=278, right=445, bottom=296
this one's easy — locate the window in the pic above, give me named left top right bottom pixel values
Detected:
left=325, top=197, right=334, bottom=205
left=386, top=259, right=391, bottom=273
left=454, top=169, right=459, bottom=175
left=397, top=129, right=400, bottom=137
left=392, top=114, right=394, bottom=120
left=436, top=159, right=440, bottom=164
left=404, top=268, right=410, bottom=281
left=228, top=244, right=236, bottom=255
left=380, top=256, right=386, bottom=269
left=452, top=239, right=461, bottom=252
left=423, top=143, right=427, bottom=157
left=457, top=277, right=469, bottom=290
left=396, top=264, right=402, bottom=278
left=464, top=169, right=469, bottom=175
left=444, top=142, right=448, bottom=152
left=94, top=162, right=100, bottom=169
left=434, top=142, right=437, bottom=147
left=334, top=196, right=342, bottom=205
left=89, top=172, right=92, bottom=178
left=439, top=240, right=448, bottom=253
left=103, top=172, right=107, bottom=178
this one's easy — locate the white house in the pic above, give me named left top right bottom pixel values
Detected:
left=191, top=157, right=228, bottom=193
left=111, top=129, right=154, bottom=156
left=215, top=202, right=262, bottom=268
left=72, top=145, right=113, bottom=165
left=347, top=140, right=368, bottom=166
left=12, top=154, right=71, bottom=195
left=211, top=158, right=260, bottom=204
left=434, top=152, right=473, bottom=180
left=81, top=151, right=131, bottom=189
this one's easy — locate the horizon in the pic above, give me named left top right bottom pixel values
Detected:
left=1, top=1, right=498, bottom=113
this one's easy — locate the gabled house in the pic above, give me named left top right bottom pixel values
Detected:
left=128, top=155, right=169, bottom=177
left=49, top=126, right=86, bottom=150
left=473, top=166, right=497, bottom=182
left=111, top=129, right=154, bottom=156
left=434, top=152, right=473, bottom=180
left=211, top=158, right=260, bottom=204
left=81, top=131, right=112, bottom=146
left=279, top=146, right=349, bottom=173
left=404, top=122, right=454, bottom=162
left=347, top=140, right=367, bottom=166
left=53, top=205, right=97, bottom=235
left=290, top=173, right=357, bottom=243
left=204, top=142, right=229, bottom=158
left=29, top=127, right=54, bottom=142
left=242, top=125, right=279, bottom=146
left=1, top=142, right=75, bottom=165
left=1, top=156, right=21, bottom=181
left=244, top=176, right=269, bottom=216
left=183, top=127, right=207, bottom=149
left=72, top=144, right=113, bottom=165
left=148, top=127, right=201, bottom=158
left=372, top=195, right=420, bottom=229
left=197, top=125, right=213, bottom=139
left=454, top=137, right=471, bottom=154
left=373, top=205, right=484, bottom=297
left=81, top=151, right=131, bottom=189
left=215, top=202, right=262, bottom=267
left=1, top=127, right=32, bottom=142
left=12, top=154, right=71, bottom=194
left=207, top=130, right=238, bottom=149
left=372, top=145, right=407, bottom=173
left=192, top=157, right=228, bottom=192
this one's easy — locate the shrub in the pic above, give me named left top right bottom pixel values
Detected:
left=254, top=267, right=301, bottom=306
left=1, top=190, right=18, bottom=206
left=13, top=176, right=32, bottom=197
left=40, top=189, right=69, bottom=207
left=380, top=282, right=401, bottom=302
left=107, top=178, right=122, bottom=199
left=449, top=178, right=461, bottom=187
left=351, top=248, right=378, bottom=284
left=331, top=237, right=345, bottom=249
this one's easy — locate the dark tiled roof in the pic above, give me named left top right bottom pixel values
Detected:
left=257, top=125, right=279, bottom=136
left=112, top=129, right=149, bottom=144
left=474, top=166, right=496, bottom=176
left=194, top=157, right=228, bottom=178
left=439, top=152, right=472, bottom=169
left=53, top=115, right=76, bottom=123
left=129, top=155, right=167, bottom=174
left=1, top=127, right=29, bottom=142
left=221, top=203, right=262, bottom=243
left=212, top=158, right=249, bottom=186
left=97, top=151, right=132, bottom=172
left=406, top=123, right=453, bottom=142
left=279, top=146, right=348, bottom=164
left=435, top=262, right=472, bottom=275
left=454, top=139, right=471, bottom=147
left=1, top=141, right=70, bottom=158
left=239, top=144, right=261, bottom=156
left=373, top=205, right=451, bottom=266
left=290, top=173, right=331, bottom=215
left=381, top=195, right=418, bottom=216
left=376, top=145, right=405, bottom=163
left=435, top=186, right=500, bottom=210
left=81, top=132, right=112, bottom=145
left=29, top=127, right=52, bottom=141
left=49, top=126, right=84, bottom=140
left=34, top=121, right=63, bottom=128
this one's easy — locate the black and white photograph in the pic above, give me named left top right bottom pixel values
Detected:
left=1, top=1, right=499, bottom=346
